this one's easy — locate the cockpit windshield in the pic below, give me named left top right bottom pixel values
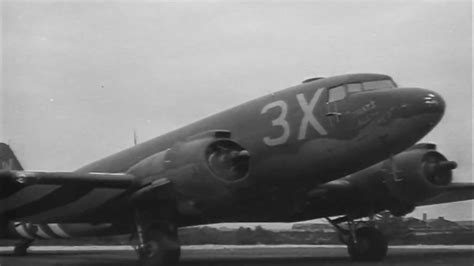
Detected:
left=327, top=79, right=397, bottom=102
left=362, top=79, right=396, bottom=90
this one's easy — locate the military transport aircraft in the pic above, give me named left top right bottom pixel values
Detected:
left=0, top=73, right=473, bottom=266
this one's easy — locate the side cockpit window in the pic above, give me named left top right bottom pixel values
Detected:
left=328, top=85, right=346, bottom=102
left=347, top=83, right=362, bottom=93
left=362, top=80, right=396, bottom=90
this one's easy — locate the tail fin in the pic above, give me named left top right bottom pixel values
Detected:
left=0, top=143, right=23, bottom=170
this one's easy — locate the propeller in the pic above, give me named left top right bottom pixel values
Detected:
left=207, top=142, right=250, bottom=181
left=422, top=153, right=456, bottom=186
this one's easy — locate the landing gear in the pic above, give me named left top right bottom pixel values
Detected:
left=13, top=239, right=33, bottom=256
left=131, top=180, right=181, bottom=266
left=347, top=227, right=388, bottom=261
left=327, top=217, right=388, bottom=262
left=136, top=221, right=180, bottom=266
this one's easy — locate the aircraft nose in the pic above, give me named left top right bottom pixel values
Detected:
left=422, top=90, right=445, bottom=114
left=399, top=88, right=445, bottom=119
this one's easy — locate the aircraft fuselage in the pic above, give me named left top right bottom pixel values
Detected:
left=7, top=73, right=445, bottom=226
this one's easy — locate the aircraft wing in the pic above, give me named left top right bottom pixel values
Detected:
left=417, top=183, right=474, bottom=206
left=0, top=170, right=137, bottom=188
left=305, top=146, right=473, bottom=219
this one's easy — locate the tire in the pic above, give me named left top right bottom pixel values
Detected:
left=13, top=243, right=29, bottom=256
left=347, top=227, right=388, bottom=261
left=138, top=224, right=181, bottom=266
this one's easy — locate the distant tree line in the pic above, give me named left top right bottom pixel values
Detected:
left=178, top=226, right=339, bottom=245
left=1, top=215, right=473, bottom=246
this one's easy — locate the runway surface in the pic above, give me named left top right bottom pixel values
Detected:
left=0, top=245, right=473, bottom=266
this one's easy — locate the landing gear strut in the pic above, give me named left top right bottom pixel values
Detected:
left=131, top=182, right=181, bottom=266
left=327, top=216, right=388, bottom=261
left=135, top=218, right=180, bottom=266
left=13, top=239, right=33, bottom=256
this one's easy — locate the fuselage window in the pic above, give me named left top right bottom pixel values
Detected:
left=363, top=80, right=395, bottom=90
left=328, top=85, right=346, bottom=102
left=347, top=83, right=362, bottom=93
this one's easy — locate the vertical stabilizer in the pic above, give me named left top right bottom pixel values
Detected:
left=0, top=143, right=23, bottom=170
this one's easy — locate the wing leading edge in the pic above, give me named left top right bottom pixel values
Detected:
left=0, top=170, right=140, bottom=223
left=418, top=183, right=474, bottom=206
left=0, top=170, right=137, bottom=188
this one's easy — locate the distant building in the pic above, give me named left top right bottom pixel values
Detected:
left=403, top=217, right=428, bottom=230
left=427, top=217, right=464, bottom=230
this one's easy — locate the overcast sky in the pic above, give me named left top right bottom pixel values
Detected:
left=2, top=0, right=472, bottom=220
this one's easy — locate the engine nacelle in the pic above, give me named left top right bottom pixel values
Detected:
left=127, top=130, right=251, bottom=214
left=316, top=144, right=457, bottom=216
left=381, top=148, right=456, bottom=203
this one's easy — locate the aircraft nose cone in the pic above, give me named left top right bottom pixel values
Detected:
left=422, top=90, right=445, bottom=114
left=399, top=88, right=445, bottom=119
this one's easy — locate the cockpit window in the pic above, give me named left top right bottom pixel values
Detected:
left=328, top=85, right=346, bottom=102
left=362, top=79, right=396, bottom=90
left=347, top=83, right=362, bottom=93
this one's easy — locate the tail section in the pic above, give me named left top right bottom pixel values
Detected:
left=0, top=143, right=23, bottom=170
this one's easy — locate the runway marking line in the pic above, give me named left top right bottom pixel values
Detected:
left=0, top=245, right=472, bottom=252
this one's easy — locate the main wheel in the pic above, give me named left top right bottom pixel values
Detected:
left=13, top=239, right=33, bottom=256
left=138, top=224, right=181, bottom=266
left=347, top=227, right=388, bottom=261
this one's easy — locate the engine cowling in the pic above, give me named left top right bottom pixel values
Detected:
left=381, top=147, right=456, bottom=203
left=313, top=144, right=457, bottom=216
left=127, top=131, right=251, bottom=214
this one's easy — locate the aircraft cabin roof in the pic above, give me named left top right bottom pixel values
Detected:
left=303, top=73, right=393, bottom=88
